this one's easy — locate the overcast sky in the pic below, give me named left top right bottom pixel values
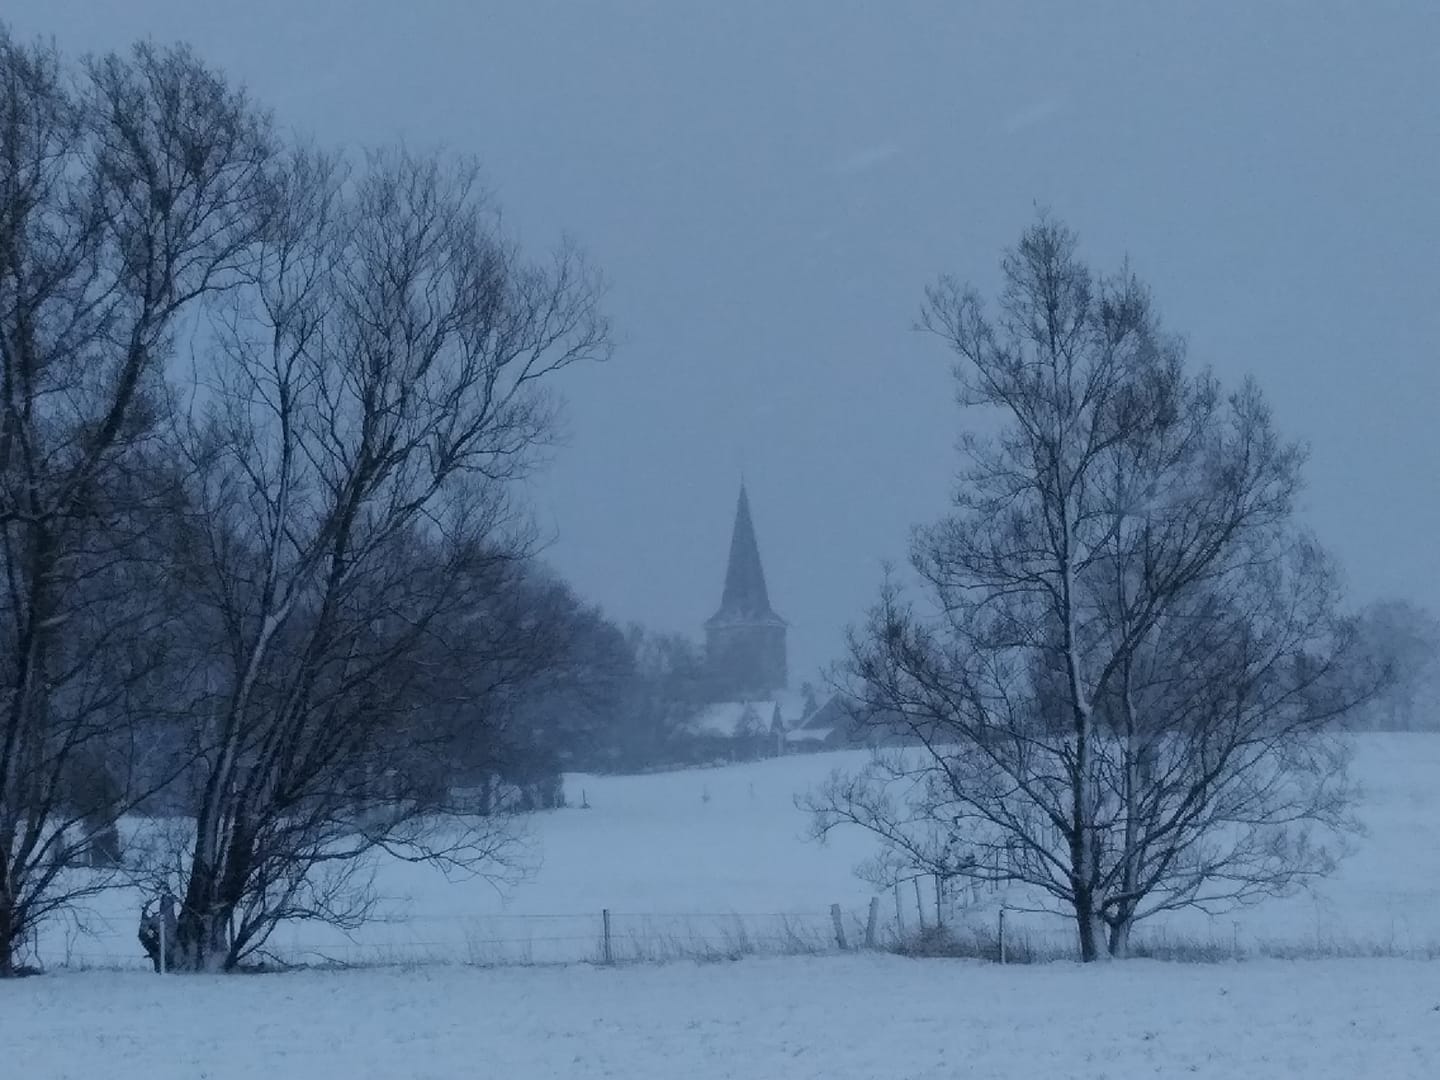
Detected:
left=8, top=1, right=1437, bottom=684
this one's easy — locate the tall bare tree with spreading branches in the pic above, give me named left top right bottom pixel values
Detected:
left=164, top=147, right=609, bottom=970
left=809, top=216, right=1371, bottom=960
left=0, top=30, right=275, bottom=974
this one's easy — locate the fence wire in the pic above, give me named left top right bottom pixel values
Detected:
left=36, top=908, right=869, bottom=971
left=41, top=886, right=1390, bottom=971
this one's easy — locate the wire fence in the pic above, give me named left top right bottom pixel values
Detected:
left=39, top=907, right=880, bottom=971
left=39, top=880, right=1438, bottom=971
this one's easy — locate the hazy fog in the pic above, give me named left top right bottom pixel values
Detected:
left=8, top=0, right=1436, bottom=683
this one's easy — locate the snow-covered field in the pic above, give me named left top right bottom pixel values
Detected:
left=30, top=733, right=1440, bottom=967
left=9, top=955, right=1440, bottom=1079
left=10, top=734, right=1440, bottom=1078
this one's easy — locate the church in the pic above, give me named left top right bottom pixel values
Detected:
left=705, top=483, right=787, bottom=699
left=687, top=485, right=835, bottom=754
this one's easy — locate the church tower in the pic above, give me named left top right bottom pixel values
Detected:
left=705, top=484, right=787, bottom=699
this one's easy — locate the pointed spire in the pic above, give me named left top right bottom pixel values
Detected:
left=708, top=484, right=783, bottom=626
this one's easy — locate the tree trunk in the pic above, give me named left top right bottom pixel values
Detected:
left=1108, top=917, right=1133, bottom=958
left=1112, top=670, right=1141, bottom=962
left=0, top=895, right=15, bottom=976
left=1075, top=910, right=1098, bottom=962
left=1073, top=890, right=1111, bottom=963
left=176, top=859, right=230, bottom=971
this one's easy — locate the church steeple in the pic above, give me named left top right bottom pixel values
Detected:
left=705, top=484, right=787, bottom=698
left=710, top=484, right=780, bottom=624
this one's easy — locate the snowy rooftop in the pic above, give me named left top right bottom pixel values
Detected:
left=688, top=690, right=814, bottom=738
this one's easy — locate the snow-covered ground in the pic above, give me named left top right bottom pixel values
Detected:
left=14, top=734, right=1440, bottom=1078
left=9, top=955, right=1439, bottom=1079
left=32, top=733, right=1440, bottom=967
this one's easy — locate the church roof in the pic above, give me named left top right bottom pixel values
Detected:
left=706, top=484, right=785, bottom=628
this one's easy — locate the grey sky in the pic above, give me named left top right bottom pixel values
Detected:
left=8, top=1, right=1437, bottom=684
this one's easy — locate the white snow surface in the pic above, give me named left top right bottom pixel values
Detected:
left=8, top=955, right=1439, bottom=1079
left=31, top=733, right=1440, bottom=967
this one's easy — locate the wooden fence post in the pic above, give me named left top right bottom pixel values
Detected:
left=998, top=907, right=1006, bottom=965
left=913, top=878, right=926, bottom=932
left=830, top=903, right=848, bottom=950
left=865, top=896, right=880, bottom=948
left=158, top=891, right=175, bottom=974
left=894, top=884, right=905, bottom=938
left=602, top=908, right=613, bottom=965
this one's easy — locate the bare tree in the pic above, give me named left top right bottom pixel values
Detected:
left=1349, top=599, right=1439, bottom=731
left=808, top=216, right=1370, bottom=960
left=618, top=627, right=709, bottom=768
left=477, top=575, right=634, bottom=779
left=165, top=147, right=608, bottom=970
left=0, top=30, right=274, bottom=974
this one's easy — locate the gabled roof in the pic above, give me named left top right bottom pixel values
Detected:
left=796, top=694, right=849, bottom=731
left=706, top=484, right=785, bottom=628
left=688, top=691, right=809, bottom=738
